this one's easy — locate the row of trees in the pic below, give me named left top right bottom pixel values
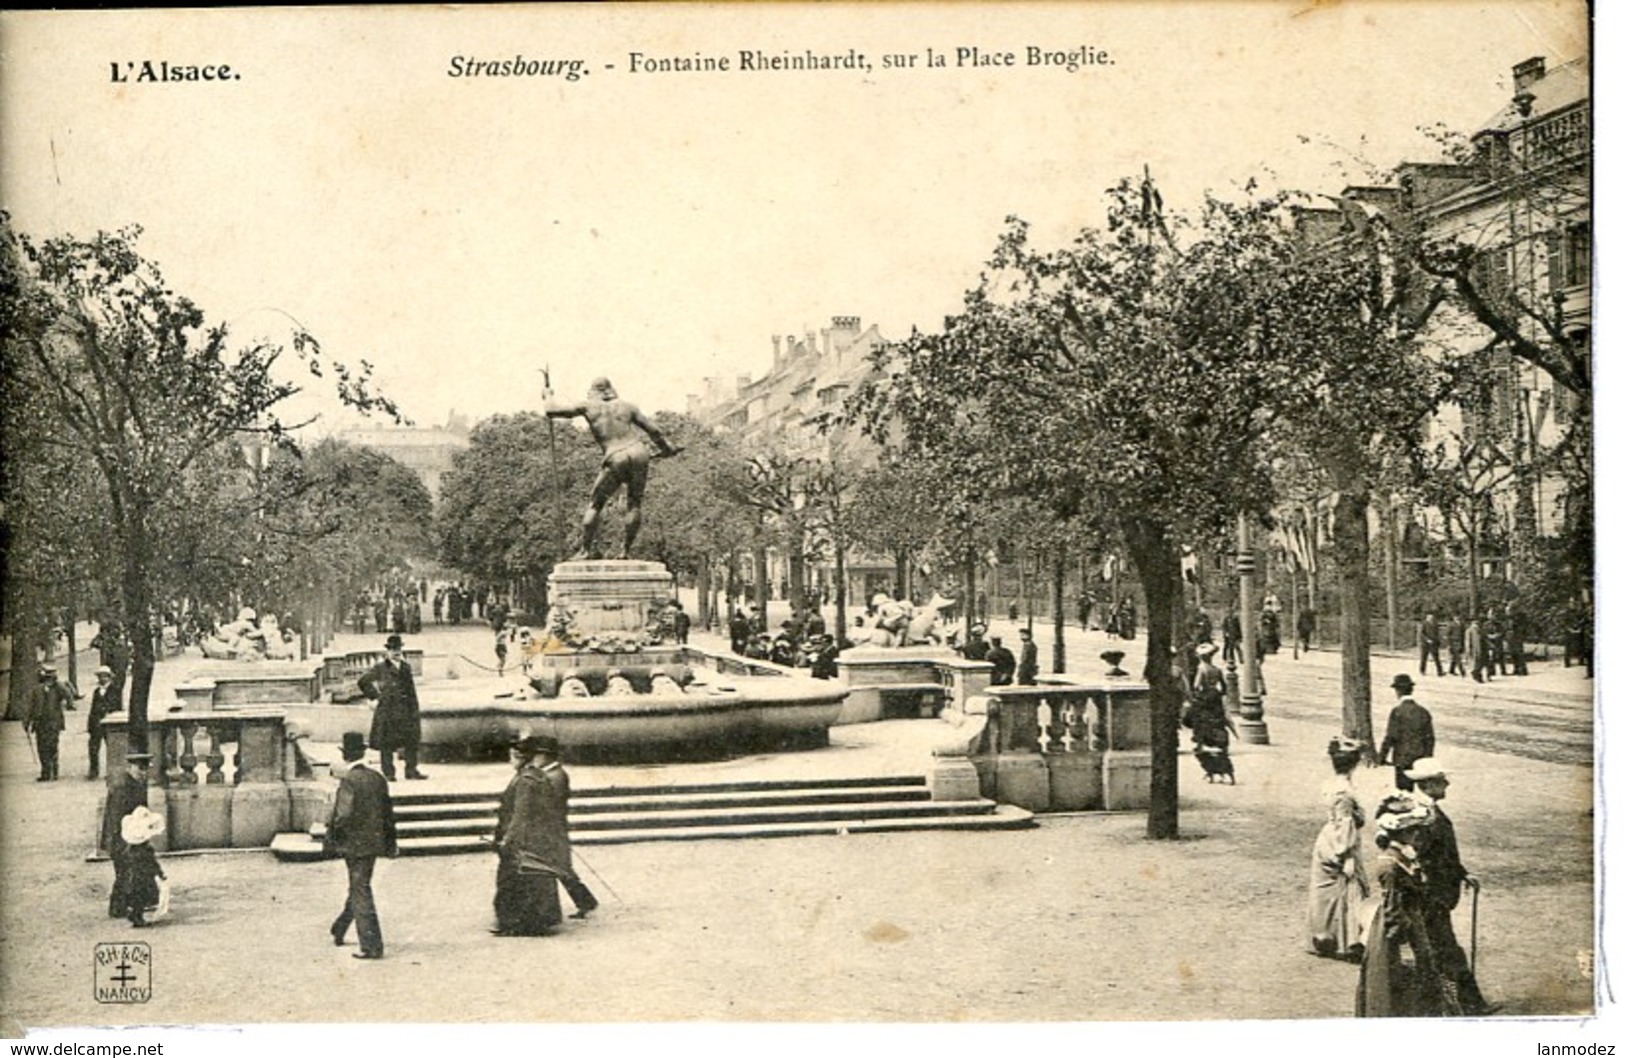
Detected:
left=845, top=160, right=1588, bottom=839
left=2, top=217, right=427, bottom=746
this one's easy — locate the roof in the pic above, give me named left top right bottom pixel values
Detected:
left=1477, top=57, right=1588, bottom=133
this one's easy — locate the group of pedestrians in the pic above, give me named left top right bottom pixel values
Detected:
left=1306, top=673, right=1497, bottom=1017
left=323, top=728, right=596, bottom=959
left=23, top=662, right=122, bottom=782
left=1418, top=608, right=1529, bottom=683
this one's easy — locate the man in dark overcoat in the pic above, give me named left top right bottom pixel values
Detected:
left=27, top=666, right=73, bottom=781
left=1378, top=673, right=1435, bottom=791
left=491, top=734, right=595, bottom=936
left=325, top=731, right=398, bottom=959
left=87, top=665, right=120, bottom=779
left=1408, top=758, right=1494, bottom=1015
left=358, top=634, right=427, bottom=781
left=986, top=636, right=1016, bottom=686
left=1016, top=627, right=1039, bottom=686
left=103, top=752, right=151, bottom=916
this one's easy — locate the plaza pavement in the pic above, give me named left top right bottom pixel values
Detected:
left=0, top=614, right=1599, bottom=1031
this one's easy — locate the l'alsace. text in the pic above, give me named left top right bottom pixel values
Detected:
left=110, top=61, right=240, bottom=83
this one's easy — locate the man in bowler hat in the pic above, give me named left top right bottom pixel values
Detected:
left=359, top=634, right=427, bottom=781
left=325, top=731, right=398, bottom=959
left=1378, top=674, right=1435, bottom=791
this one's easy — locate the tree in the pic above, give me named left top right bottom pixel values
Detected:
left=1, top=218, right=402, bottom=748
left=436, top=412, right=600, bottom=613
left=856, top=180, right=1300, bottom=838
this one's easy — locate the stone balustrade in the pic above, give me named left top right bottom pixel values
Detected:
left=931, top=681, right=1152, bottom=812
left=97, top=709, right=329, bottom=854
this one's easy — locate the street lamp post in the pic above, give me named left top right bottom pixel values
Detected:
left=1236, top=514, right=1271, bottom=745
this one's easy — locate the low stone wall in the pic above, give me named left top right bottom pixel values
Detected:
left=97, top=710, right=329, bottom=854
left=932, top=680, right=1152, bottom=812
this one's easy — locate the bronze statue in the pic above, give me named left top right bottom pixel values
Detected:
left=545, top=377, right=680, bottom=559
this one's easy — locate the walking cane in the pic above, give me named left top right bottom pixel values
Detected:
left=1469, top=878, right=1481, bottom=976
left=573, top=846, right=627, bottom=908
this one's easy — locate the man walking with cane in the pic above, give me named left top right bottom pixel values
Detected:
left=1408, top=758, right=1497, bottom=1015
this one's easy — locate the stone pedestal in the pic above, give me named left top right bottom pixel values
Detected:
left=230, top=783, right=291, bottom=848
left=166, top=785, right=233, bottom=851
left=1046, top=752, right=1104, bottom=810
left=1102, top=749, right=1153, bottom=810
left=929, top=755, right=982, bottom=801
left=547, top=560, right=675, bottom=642
left=288, top=779, right=334, bottom=834
left=993, top=752, right=1052, bottom=811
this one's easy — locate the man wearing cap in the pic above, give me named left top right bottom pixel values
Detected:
left=26, top=667, right=72, bottom=782
left=986, top=636, right=1016, bottom=686
left=492, top=734, right=596, bottom=935
left=358, top=634, right=427, bottom=781
left=1377, top=674, right=1434, bottom=791
left=1016, top=627, right=1039, bottom=686
left=325, top=732, right=398, bottom=959
left=1407, top=758, right=1495, bottom=1014
left=103, top=752, right=151, bottom=917
left=87, top=665, right=120, bottom=780
left=961, top=623, right=989, bottom=662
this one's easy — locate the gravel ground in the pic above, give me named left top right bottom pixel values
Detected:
left=0, top=708, right=1594, bottom=1033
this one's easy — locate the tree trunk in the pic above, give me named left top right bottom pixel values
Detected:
left=1466, top=525, right=1482, bottom=617
left=752, top=540, right=770, bottom=609
left=121, top=506, right=156, bottom=754
left=696, top=556, right=713, bottom=629
left=1383, top=496, right=1400, bottom=651
left=963, top=550, right=976, bottom=649
left=1332, top=487, right=1375, bottom=752
left=1121, top=515, right=1182, bottom=840
left=835, top=542, right=849, bottom=646
left=1051, top=543, right=1067, bottom=674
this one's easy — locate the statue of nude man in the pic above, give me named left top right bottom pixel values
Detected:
left=545, top=377, right=680, bottom=560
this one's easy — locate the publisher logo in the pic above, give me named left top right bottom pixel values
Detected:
left=94, top=942, right=152, bottom=1003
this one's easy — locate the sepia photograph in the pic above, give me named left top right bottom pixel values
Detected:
left=0, top=1, right=1605, bottom=1048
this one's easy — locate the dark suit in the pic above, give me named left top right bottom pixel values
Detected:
left=359, top=658, right=422, bottom=778
left=1017, top=639, right=1039, bottom=685
left=1378, top=697, right=1435, bottom=791
left=986, top=646, right=1016, bottom=686
left=27, top=679, right=72, bottom=780
left=87, top=683, right=120, bottom=779
left=326, top=760, right=398, bottom=956
left=1418, top=804, right=1489, bottom=1013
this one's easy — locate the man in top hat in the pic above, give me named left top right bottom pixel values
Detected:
left=1378, top=674, right=1435, bottom=791
left=1406, top=757, right=1495, bottom=1015
left=26, top=666, right=73, bottom=781
left=325, top=732, right=398, bottom=959
left=491, top=733, right=597, bottom=935
left=358, top=634, right=427, bottom=781
left=87, top=665, right=120, bottom=780
left=103, top=751, right=152, bottom=917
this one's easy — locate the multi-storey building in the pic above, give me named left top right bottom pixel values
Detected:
left=1293, top=54, right=1589, bottom=610
left=333, top=412, right=472, bottom=502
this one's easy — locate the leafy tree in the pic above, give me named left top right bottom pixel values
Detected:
left=436, top=412, right=599, bottom=613
left=857, top=181, right=1299, bottom=838
left=1, top=218, right=402, bottom=747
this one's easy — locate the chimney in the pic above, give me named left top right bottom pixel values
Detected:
left=1513, top=56, right=1546, bottom=94
left=772, top=335, right=782, bottom=368
left=820, top=327, right=832, bottom=355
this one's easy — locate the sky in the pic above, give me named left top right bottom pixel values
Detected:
left=0, top=2, right=1590, bottom=433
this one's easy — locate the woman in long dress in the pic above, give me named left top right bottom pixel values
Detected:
left=1308, top=736, right=1370, bottom=959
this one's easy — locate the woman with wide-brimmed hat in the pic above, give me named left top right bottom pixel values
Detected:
left=1308, top=736, right=1370, bottom=959
left=117, top=806, right=168, bottom=928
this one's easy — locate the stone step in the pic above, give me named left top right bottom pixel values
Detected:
left=385, top=774, right=927, bottom=807
left=269, top=803, right=1034, bottom=860
left=392, top=784, right=933, bottom=821
left=392, top=797, right=999, bottom=840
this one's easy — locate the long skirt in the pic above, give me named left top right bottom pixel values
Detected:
left=493, top=852, right=563, bottom=935
left=1308, top=850, right=1369, bottom=957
